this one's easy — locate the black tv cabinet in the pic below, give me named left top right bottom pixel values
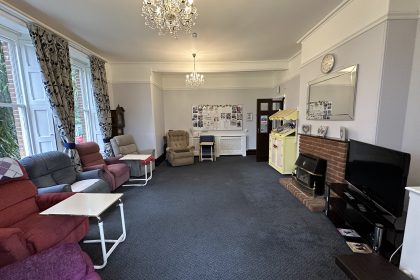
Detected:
left=325, top=183, right=405, bottom=261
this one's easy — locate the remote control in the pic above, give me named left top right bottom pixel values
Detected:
left=344, top=192, right=355, bottom=200
left=357, top=203, right=367, bottom=212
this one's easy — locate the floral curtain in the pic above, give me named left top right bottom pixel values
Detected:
left=27, top=23, right=81, bottom=170
left=89, top=55, right=113, bottom=157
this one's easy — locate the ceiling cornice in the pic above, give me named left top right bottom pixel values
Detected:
left=110, top=60, right=289, bottom=73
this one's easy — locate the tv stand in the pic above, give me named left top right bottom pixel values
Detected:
left=325, top=183, right=405, bottom=260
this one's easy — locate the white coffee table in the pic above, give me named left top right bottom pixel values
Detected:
left=120, top=154, right=154, bottom=186
left=40, top=193, right=126, bottom=269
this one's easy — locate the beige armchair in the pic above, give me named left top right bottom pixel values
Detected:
left=166, top=130, right=195, bottom=166
left=110, top=134, right=155, bottom=176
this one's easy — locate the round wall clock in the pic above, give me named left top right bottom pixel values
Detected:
left=321, top=53, right=335, bottom=74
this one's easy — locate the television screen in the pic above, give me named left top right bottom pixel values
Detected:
left=345, top=140, right=410, bottom=217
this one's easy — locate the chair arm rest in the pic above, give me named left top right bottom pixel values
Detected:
left=36, top=192, right=75, bottom=211
left=37, top=184, right=71, bottom=194
left=104, top=156, right=122, bottom=165
left=83, top=164, right=108, bottom=172
left=187, top=145, right=195, bottom=151
left=0, top=228, right=31, bottom=267
left=166, top=147, right=173, bottom=152
left=77, top=169, right=104, bottom=181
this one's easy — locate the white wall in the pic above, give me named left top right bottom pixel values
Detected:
left=111, top=83, right=156, bottom=152
left=298, top=23, right=387, bottom=142
left=163, top=88, right=275, bottom=149
left=376, top=19, right=417, bottom=150
left=402, top=20, right=420, bottom=186
left=150, top=77, right=165, bottom=157
left=279, top=75, right=300, bottom=109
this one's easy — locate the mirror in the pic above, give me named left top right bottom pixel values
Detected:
left=307, top=65, right=358, bottom=120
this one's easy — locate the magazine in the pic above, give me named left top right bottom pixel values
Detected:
left=346, top=242, right=372, bottom=254
left=337, top=228, right=361, bottom=238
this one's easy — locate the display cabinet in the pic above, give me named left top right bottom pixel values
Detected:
left=268, top=108, right=298, bottom=174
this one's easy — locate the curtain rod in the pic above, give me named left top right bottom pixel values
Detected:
left=0, top=1, right=108, bottom=62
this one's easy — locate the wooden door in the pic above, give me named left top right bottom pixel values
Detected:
left=256, top=98, right=284, bottom=161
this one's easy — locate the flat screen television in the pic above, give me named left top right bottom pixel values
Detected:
left=345, top=140, right=410, bottom=217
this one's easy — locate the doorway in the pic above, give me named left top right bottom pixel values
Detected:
left=256, top=98, right=284, bottom=161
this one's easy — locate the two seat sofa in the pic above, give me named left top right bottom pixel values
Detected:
left=20, top=151, right=109, bottom=194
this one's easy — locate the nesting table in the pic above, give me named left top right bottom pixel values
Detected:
left=120, top=154, right=154, bottom=186
left=40, top=193, right=126, bottom=269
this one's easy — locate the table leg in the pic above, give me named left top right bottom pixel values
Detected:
left=83, top=199, right=126, bottom=269
left=122, top=161, right=154, bottom=187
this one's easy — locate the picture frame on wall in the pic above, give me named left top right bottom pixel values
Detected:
left=246, top=112, right=253, bottom=121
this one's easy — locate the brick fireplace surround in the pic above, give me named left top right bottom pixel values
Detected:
left=298, top=134, right=349, bottom=184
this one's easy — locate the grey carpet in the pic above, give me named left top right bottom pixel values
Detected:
left=81, top=156, right=350, bottom=280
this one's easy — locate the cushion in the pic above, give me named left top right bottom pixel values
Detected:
left=12, top=213, right=87, bottom=253
left=0, top=158, right=24, bottom=180
left=107, top=163, right=130, bottom=178
left=76, top=142, right=105, bottom=167
left=70, top=179, right=101, bottom=192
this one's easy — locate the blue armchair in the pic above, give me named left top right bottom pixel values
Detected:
left=20, top=151, right=109, bottom=194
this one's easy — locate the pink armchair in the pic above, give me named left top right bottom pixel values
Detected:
left=0, top=162, right=89, bottom=268
left=76, top=142, right=130, bottom=191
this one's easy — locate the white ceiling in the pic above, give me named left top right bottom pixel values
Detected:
left=3, top=0, right=343, bottom=63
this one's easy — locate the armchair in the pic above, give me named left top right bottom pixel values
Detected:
left=76, top=142, right=130, bottom=191
left=0, top=161, right=89, bottom=267
left=111, top=134, right=155, bottom=176
left=166, top=130, right=195, bottom=166
left=0, top=243, right=101, bottom=280
left=20, top=151, right=109, bottom=194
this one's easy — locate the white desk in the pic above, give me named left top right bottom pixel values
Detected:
left=41, top=193, right=126, bottom=269
left=120, top=154, right=154, bottom=186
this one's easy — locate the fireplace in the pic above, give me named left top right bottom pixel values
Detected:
left=294, top=153, right=327, bottom=196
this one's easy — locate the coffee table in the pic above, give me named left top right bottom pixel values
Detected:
left=40, top=193, right=126, bottom=269
left=120, top=154, right=154, bottom=186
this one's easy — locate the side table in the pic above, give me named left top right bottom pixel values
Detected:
left=120, top=154, right=154, bottom=186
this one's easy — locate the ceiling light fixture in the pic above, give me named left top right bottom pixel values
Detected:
left=141, top=0, right=198, bottom=38
left=186, top=53, right=204, bottom=87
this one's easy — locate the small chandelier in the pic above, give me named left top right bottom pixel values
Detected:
left=186, top=53, right=204, bottom=87
left=141, top=0, right=198, bottom=38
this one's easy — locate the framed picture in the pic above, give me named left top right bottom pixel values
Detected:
left=246, top=112, right=253, bottom=121
left=301, top=124, right=311, bottom=135
left=317, top=125, right=328, bottom=137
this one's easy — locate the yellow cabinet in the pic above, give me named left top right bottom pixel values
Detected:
left=269, top=131, right=297, bottom=174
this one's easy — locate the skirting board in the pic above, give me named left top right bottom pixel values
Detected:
left=278, top=178, right=325, bottom=212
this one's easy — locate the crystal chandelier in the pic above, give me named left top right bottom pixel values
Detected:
left=141, top=0, right=198, bottom=38
left=186, top=53, right=204, bottom=87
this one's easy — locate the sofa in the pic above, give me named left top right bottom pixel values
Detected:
left=0, top=243, right=101, bottom=280
left=76, top=142, right=130, bottom=191
left=20, top=151, right=109, bottom=194
left=0, top=162, right=89, bottom=267
left=166, top=130, right=195, bottom=166
left=111, top=134, right=155, bottom=176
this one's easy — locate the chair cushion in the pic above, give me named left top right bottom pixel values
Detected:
left=0, top=177, right=38, bottom=227
left=20, top=151, right=77, bottom=187
left=76, top=142, right=105, bottom=167
left=12, top=213, right=87, bottom=253
left=70, top=179, right=101, bottom=192
left=167, top=131, right=190, bottom=150
left=171, top=150, right=194, bottom=159
left=108, top=163, right=130, bottom=178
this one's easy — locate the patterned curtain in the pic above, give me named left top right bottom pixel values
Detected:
left=27, top=23, right=81, bottom=170
left=89, top=55, right=114, bottom=157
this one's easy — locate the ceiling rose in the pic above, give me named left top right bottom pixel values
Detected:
left=141, top=0, right=198, bottom=38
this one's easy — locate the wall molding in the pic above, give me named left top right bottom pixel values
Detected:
left=162, top=85, right=275, bottom=92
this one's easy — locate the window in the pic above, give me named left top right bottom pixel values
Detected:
left=70, top=53, right=101, bottom=147
left=0, top=36, right=30, bottom=158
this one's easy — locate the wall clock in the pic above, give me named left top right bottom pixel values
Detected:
left=321, top=53, right=335, bottom=74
